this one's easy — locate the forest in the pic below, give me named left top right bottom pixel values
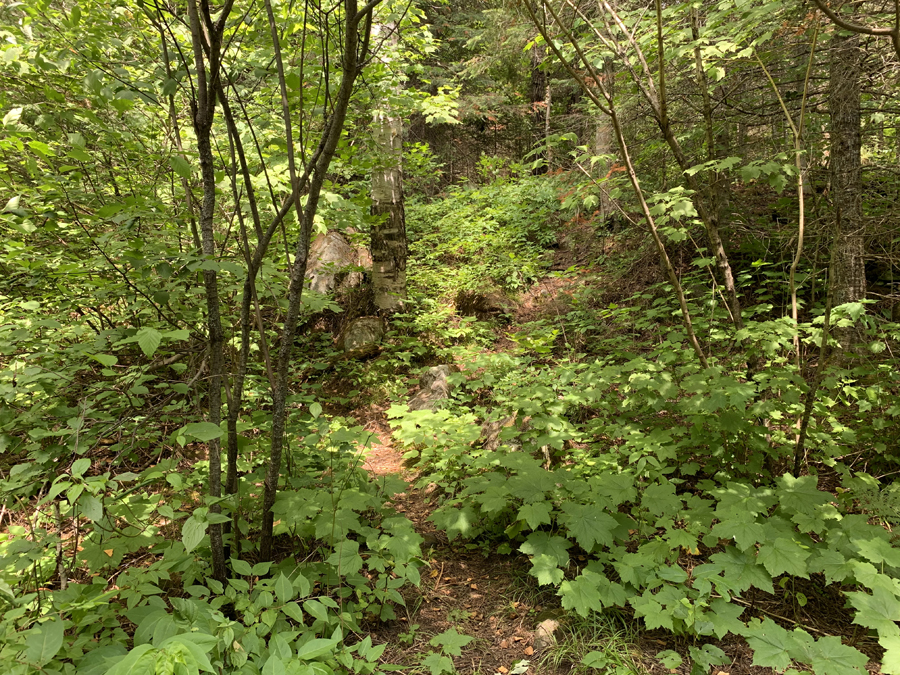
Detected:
left=0, top=0, right=898, bottom=673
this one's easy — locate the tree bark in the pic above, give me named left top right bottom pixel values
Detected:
left=371, top=23, right=407, bottom=312
left=185, top=0, right=231, bottom=585
left=829, top=32, right=866, bottom=351
left=530, top=43, right=550, bottom=174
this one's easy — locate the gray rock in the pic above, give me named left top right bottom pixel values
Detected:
left=533, top=618, right=560, bottom=653
left=306, top=229, right=370, bottom=294
left=341, top=316, right=385, bottom=353
left=408, top=365, right=456, bottom=411
left=480, top=414, right=518, bottom=452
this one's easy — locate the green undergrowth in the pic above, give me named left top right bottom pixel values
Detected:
left=406, top=174, right=560, bottom=302
left=0, top=397, right=424, bottom=673
left=388, top=296, right=900, bottom=675
left=541, top=614, right=643, bottom=675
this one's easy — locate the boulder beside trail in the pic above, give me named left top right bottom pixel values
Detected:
left=340, top=316, right=385, bottom=353
left=479, top=413, right=519, bottom=452
left=306, top=229, right=371, bottom=294
left=408, top=365, right=457, bottom=411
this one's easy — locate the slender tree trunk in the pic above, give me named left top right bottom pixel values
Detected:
left=186, top=0, right=231, bottom=585
left=530, top=43, right=549, bottom=174
left=371, top=23, right=407, bottom=312
left=829, top=33, right=866, bottom=351
left=260, top=0, right=377, bottom=561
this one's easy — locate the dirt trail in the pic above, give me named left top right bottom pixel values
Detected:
left=358, top=414, right=564, bottom=675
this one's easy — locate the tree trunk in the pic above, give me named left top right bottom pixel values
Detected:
left=530, top=43, right=549, bottom=174
left=259, top=0, right=376, bottom=561
left=829, top=33, right=866, bottom=350
left=186, top=0, right=229, bottom=585
left=371, top=23, right=407, bottom=312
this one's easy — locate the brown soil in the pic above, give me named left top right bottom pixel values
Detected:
left=369, top=485, right=567, bottom=675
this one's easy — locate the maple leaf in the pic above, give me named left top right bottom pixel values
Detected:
left=880, top=634, right=900, bottom=675
left=742, top=618, right=793, bottom=670
left=709, top=547, right=774, bottom=594
left=757, top=537, right=810, bottom=577
left=529, top=554, right=565, bottom=586
left=518, top=502, right=552, bottom=530
left=560, top=572, right=604, bottom=617
left=559, top=503, right=617, bottom=551
left=808, top=636, right=868, bottom=675
left=776, top=474, right=830, bottom=514
left=854, top=537, right=900, bottom=568
left=846, top=590, right=900, bottom=637
left=520, top=532, right=571, bottom=566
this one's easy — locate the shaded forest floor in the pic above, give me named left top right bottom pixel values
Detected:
left=341, top=228, right=886, bottom=674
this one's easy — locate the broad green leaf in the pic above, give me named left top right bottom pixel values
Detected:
left=296, top=637, right=339, bottom=660
left=757, top=537, right=810, bottom=578
left=182, top=516, right=207, bottom=553
left=72, top=458, right=91, bottom=476
left=528, top=553, right=564, bottom=586
left=880, top=634, right=900, bottom=674
left=274, top=573, right=294, bottom=604
left=180, top=422, right=224, bottom=443
left=293, top=571, right=311, bottom=597
left=642, top=481, right=682, bottom=516
left=742, top=618, right=793, bottom=670
left=136, top=327, right=162, bottom=357
left=808, top=550, right=853, bottom=583
left=262, top=654, right=285, bottom=675
left=559, top=502, right=617, bottom=551
left=421, top=652, right=454, bottom=675
left=281, top=602, right=304, bottom=622
left=269, top=633, right=292, bottom=661
left=630, top=592, right=673, bottom=631
left=79, top=493, right=103, bottom=522
left=846, top=590, right=900, bottom=637
left=230, top=558, right=253, bottom=576
left=170, top=155, right=192, bottom=180
left=24, top=617, right=64, bottom=667
left=29, top=140, right=54, bottom=157
left=520, top=532, right=571, bottom=566
left=303, top=599, right=329, bottom=622
left=777, top=474, right=830, bottom=514
left=582, top=651, right=608, bottom=668
left=709, top=515, right=765, bottom=550
left=808, top=636, right=868, bottom=675
left=709, top=547, right=774, bottom=594
left=657, top=650, right=683, bottom=669
left=90, top=353, right=118, bottom=367
left=854, top=538, right=900, bottom=568
left=507, top=469, right=557, bottom=502
left=326, top=539, right=363, bottom=575
left=309, top=402, right=322, bottom=418
left=591, top=471, right=637, bottom=505
left=708, top=598, right=746, bottom=639
left=2, top=107, right=22, bottom=126
left=159, top=634, right=216, bottom=673
left=431, top=505, right=477, bottom=540
left=560, top=571, right=605, bottom=617
left=104, top=644, right=156, bottom=675
left=518, top=502, right=552, bottom=530
left=69, top=148, right=92, bottom=162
